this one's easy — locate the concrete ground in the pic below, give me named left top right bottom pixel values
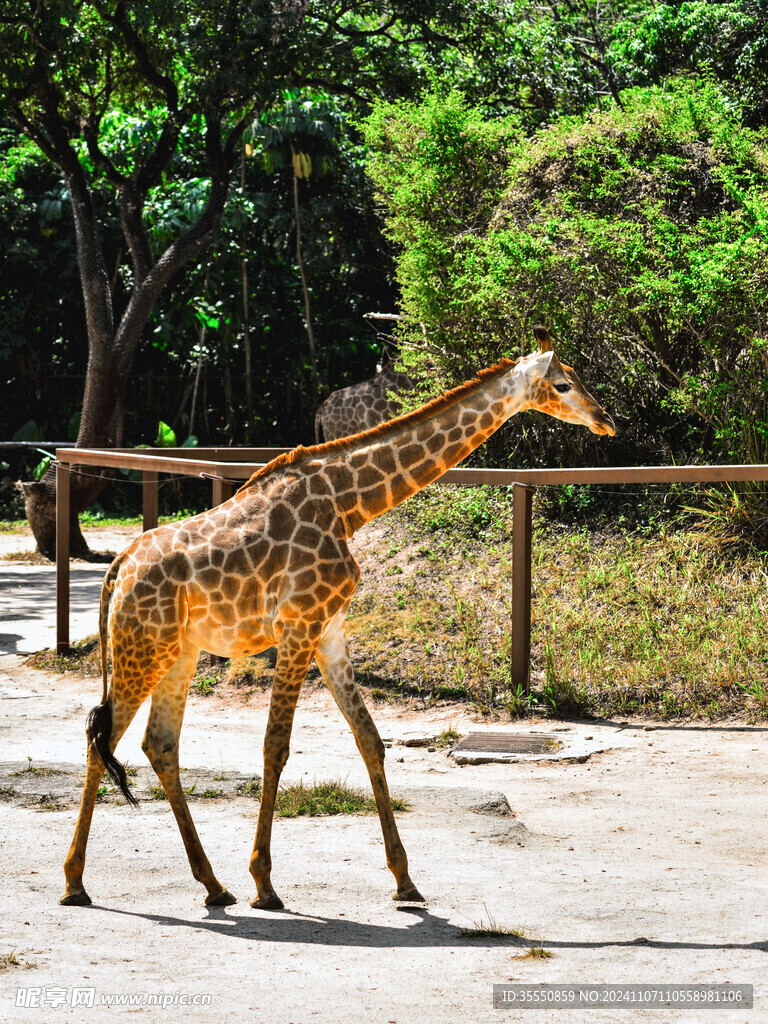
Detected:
left=1, top=525, right=767, bottom=1023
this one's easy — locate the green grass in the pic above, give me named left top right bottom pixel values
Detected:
left=0, top=521, right=29, bottom=533
left=149, top=783, right=198, bottom=800
left=191, top=674, right=220, bottom=696
left=435, top=727, right=463, bottom=748
left=239, top=779, right=262, bottom=798
left=274, top=780, right=407, bottom=818
left=12, top=757, right=62, bottom=777
left=0, top=510, right=199, bottom=532
left=77, top=510, right=198, bottom=528
left=344, top=492, right=768, bottom=721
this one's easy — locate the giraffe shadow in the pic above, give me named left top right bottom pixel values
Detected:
left=94, top=904, right=456, bottom=948
left=89, top=904, right=768, bottom=952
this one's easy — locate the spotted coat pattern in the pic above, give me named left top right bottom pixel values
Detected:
left=314, top=361, right=415, bottom=442
left=61, top=331, right=615, bottom=910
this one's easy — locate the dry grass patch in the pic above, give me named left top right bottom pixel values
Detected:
left=26, top=635, right=101, bottom=675
left=18, top=501, right=768, bottom=722
left=0, top=951, right=36, bottom=971
left=514, top=946, right=554, bottom=960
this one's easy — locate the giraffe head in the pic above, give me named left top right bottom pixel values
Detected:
left=518, top=326, right=616, bottom=436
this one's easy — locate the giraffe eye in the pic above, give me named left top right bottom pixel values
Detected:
left=554, top=382, right=571, bottom=394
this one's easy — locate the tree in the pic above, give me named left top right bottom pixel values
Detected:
left=447, top=0, right=644, bottom=127
left=611, top=1, right=768, bottom=125
left=0, top=0, right=504, bottom=556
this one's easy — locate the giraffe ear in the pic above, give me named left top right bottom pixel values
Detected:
left=533, top=325, right=553, bottom=352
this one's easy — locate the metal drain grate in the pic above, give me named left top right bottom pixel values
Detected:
left=452, top=732, right=559, bottom=755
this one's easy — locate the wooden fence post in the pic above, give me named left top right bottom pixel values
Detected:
left=211, top=478, right=234, bottom=507
left=142, top=471, right=159, bottom=532
left=56, top=461, right=70, bottom=654
left=511, top=483, right=533, bottom=692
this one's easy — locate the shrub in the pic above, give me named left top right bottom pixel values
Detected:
left=364, top=81, right=768, bottom=539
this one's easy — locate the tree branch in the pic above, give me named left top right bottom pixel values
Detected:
left=120, top=182, right=155, bottom=285
left=99, top=0, right=180, bottom=113
left=112, top=109, right=235, bottom=376
left=82, top=120, right=128, bottom=187
left=135, top=119, right=184, bottom=194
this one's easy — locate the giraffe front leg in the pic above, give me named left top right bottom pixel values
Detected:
left=315, top=617, right=424, bottom=903
left=249, top=632, right=315, bottom=910
left=142, top=640, right=235, bottom=906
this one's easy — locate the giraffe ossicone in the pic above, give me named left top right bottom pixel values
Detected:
left=60, top=326, right=614, bottom=910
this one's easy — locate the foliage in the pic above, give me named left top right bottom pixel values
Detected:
left=611, top=1, right=768, bottom=126
left=396, top=484, right=517, bottom=537
left=365, top=82, right=768, bottom=543
left=0, top=1, right=513, bottom=461
left=145, top=89, right=400, bottom=447
left=3, top=0, right=768, bottom=545
left=363, top=88, right=520, bottom=465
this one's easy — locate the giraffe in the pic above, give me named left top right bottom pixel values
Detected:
left=314, top=360, right=415, bottom=442
left=60, top=325, right=615, bottom=910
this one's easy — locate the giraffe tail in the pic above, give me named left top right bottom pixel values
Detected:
left=86, top=553, right=139, bottom=807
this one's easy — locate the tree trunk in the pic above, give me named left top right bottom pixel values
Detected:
left=24, top=159, right=121, bottom=559
left=22, top=471, right=112, bottom=561
left=9, top=32, right=247, bottom=561
left=22, top=133, right=237, bottom=560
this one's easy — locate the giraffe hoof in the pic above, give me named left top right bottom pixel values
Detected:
left=250, top=894, right=284, bottom=910
left=205, top=888, right=237, bottom=907
left=59, top=890, right=92, bottom=907
left=392, top=886, right=425, bottom=902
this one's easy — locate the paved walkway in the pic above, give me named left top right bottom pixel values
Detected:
left=0, top=525, right=137, bottom=656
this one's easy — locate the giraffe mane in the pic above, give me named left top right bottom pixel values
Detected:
left=239, top=357, right=519, bottom=490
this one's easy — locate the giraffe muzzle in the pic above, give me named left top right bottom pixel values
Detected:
left=589, top=412, right=616, bottom=437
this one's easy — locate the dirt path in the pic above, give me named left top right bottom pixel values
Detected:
left=1, top=526, right=767, bottom=1023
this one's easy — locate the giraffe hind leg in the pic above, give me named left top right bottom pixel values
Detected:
left=141, top=638, right=235, bottom=906
left=61, top=689, right=147, bottom=906
left=62, top=605, right=190, bottom=907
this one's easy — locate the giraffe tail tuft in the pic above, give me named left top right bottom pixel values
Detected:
left=87, top=703, right=139, bottom=807
left=89, top=551, right=138, bottom=807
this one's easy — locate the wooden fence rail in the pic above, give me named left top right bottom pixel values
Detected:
left=55, top=447, right=768, bottom=689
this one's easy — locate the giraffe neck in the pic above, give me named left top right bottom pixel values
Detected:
left=324, top=363, right=526, bottom=534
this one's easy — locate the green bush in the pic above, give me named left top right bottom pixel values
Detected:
left=364, top=81, right=768, bottom=540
